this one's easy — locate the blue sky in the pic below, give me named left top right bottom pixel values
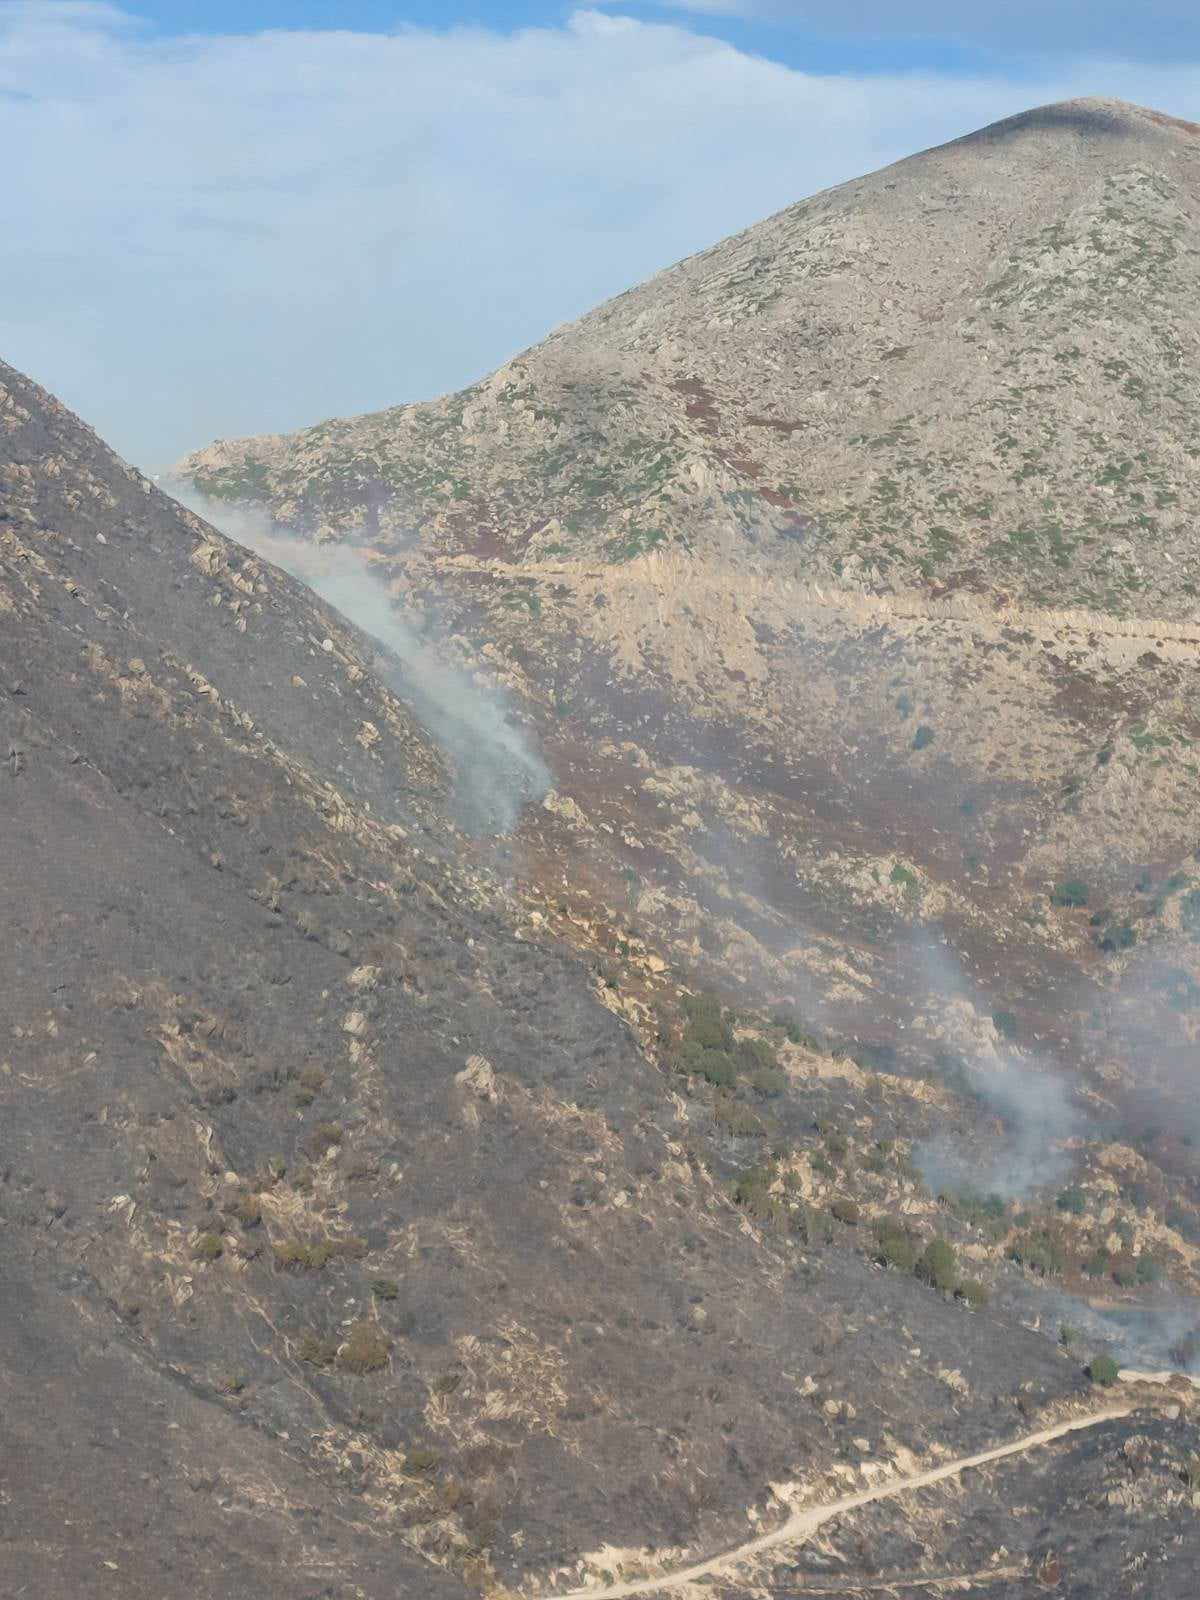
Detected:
left=2, top=2, right=1197, bottom=467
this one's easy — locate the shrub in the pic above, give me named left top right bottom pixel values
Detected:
left=1059, top=1323, right=1081, bottom=1348
left=911, top=725, right=935, bottom=751
left=772, top=1008, right=822, bottom=1050
left=274, top=1238, right=335, bottom=1271
left=306, top=1122, right=344, bottom=1160
left=957, top=1279, right=990, bottom=1309
left=873, top=1217, right=918, bottom=1272
left=1088, top=1354, right=1120, bottom=1387
left=1135, top=1254, right=1164, bottom=1285
left=750, top=1064, right=787, bottom=1098
left=731, top=1165, right=782, bottom=1222
left=916, top=1237, right=958, bottom=1293
left=714, top=1097, right=763, bottom=1137
left=1051, top=880, right=1089, bottom=909
left=735, top=1037, right=778, bottom=1074
left=824, top=1131, right=849, bottom=1159
left=297, top=1333, right=338, bottom=1367
left=194, top=1232, right=224, bottom=1262
left=338, top=1321, right=392, bottom=1374
left=1056, top=1187, right=1087, bottom=1215
left=1082, top=1248, right=1111, bottom=1279
left=830, top=1198, right=861, bottom=1226
left=372, top=1278, right=400, bottom=1301
left=1008, top=1231, right=1066, bottom=1277
left=406, top=1448, right=440, bottom=1474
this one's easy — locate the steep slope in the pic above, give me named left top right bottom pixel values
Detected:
left=19, top=359, right=1200, bottom=1600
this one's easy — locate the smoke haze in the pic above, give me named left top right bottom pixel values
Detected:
left=167, top=487, right=551, bottom=836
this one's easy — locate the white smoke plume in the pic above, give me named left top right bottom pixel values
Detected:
left=911, top=932, right=1083, bottom=1199
left=165, top=486, right=551, bottom=836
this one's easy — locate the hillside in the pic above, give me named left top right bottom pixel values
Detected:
left=174, top=99, right=1200, bottom=1239
left=6, top=97, right=1200, bottom=1599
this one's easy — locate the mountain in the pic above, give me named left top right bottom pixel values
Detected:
left=6, top=97, right=1200, bottom=1599
left=176, top=97, right=1200, bottom=1190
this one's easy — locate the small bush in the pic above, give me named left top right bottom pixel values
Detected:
left=916, top=1237, right=958, bottom=1293
left=771, top=1008, right=822, bottom=1050
left=911, top=724, right=935, bottom=751
left=194, top=1232, right=224, bottom=1262
left=372, top=1277, right=400, bottom=1301
left=1051, top=880, right=1089, bottom=909
left=1082, top=1248, right=1111, bottom=1279
left=1056, top=1187, right=1087, bottom=1215
left=274, top=1238, right=335, bottom=1271
left=1135, top=1254, right=1164, bottom=1285
left=1059, top=1323, right=1081, bottom=1347
left=731, top=1165, right=782, bottom=1222
left=297, top=1333, right=338, bottom=1368
left=406, top=1447, right=440, bottom=1474
left=824, top=1131, right=849, bottom=1159
left=957, top=1279, right=990, bottom=1309
left=750, top=1064, right=787, bottom=1098
left=873, top=1217, right=918, bottom=1272
left=714, top=1097, right=763, bottom=1137
left=338, top=1321, right=392, bottom=1374
left=305, top=1122, right=344, bottom=1160
left=1008, top=1231, right=1066, bottom=1277
left=830, top=1198, right=860, bottom=1226
left=1088, top=1354, right=1120, bottom=1387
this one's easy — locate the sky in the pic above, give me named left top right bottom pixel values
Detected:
left=2, top=1, right=1198, bottom=469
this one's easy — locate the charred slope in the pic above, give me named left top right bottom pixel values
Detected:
left=2, top=358, right=1198, bottom=1599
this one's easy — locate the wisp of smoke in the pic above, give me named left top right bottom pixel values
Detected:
left=911, top=934, right=1082, bottom=1200
left=166, top=486, right=551, bottom=835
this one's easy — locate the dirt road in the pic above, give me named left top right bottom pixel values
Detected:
left=554, top=1403, right=1138, bottom=1599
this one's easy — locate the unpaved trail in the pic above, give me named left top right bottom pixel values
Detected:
left=553, top=1404, right=1138, bottom=1599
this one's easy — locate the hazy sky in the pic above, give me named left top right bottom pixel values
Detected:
left=2, top=1, right=1198, bottom=468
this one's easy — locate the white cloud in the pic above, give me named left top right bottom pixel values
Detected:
left=1, top=3, right=1198, bottom=466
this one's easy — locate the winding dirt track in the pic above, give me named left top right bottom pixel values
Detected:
left=554, top=1403, right=1138, bottom=1599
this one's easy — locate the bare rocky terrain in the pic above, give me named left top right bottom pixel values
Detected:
left=5, top=97, right=1200, bottom=1598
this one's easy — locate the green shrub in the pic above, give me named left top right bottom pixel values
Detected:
left=824, top=1131, right=849, bottom=1159
left=406, top=1447, right=440, bottom=1474
left=305, top=1122, right=344, bottom=1160
left=830, top=1198, right=861, bottom=1226
left=1135, top=1254, right=1164, bottom=1285
left=750, top=1064, right=787, bottom=1098
left=1059, top=1323, right=1081, bottom=1347
left=1088, top=1354, right=1120, bottom=1387
left=873, top=1217, right=918, bottom=1272
left=771, top=1008, right=822, bottom=1050
left=1082, top=1248, right=1111, bottom=1279
left=1051, top=880, right=1089, bottom=909
left=372, top=1277, right=400, bottom=1301
left=911, top=725, right=935, bottom=751
left=194, top=1232, right=224, bottom=1262
left=1008, top=1231, right=1066, bottom=1277
left=735, top=1037, right=778, bottom=1073
left=957, top=1279, right=990, bottom=1308
left=297, top=1333, right=338, bottom=1367
left=1056, top=1187, right=1087, bottom=1215
left=714, top=1096, right=763, bottom=1137
left=916, top=1237, right=958, bottom=1293
left=338, top=1321, right=392, bottom=1374
left=731, top=1165, right=782, bottom=1222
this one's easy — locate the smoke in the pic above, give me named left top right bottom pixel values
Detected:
left=165, top=487, right=551, bottom=835
left=911, top=933, right=1083, bottom=1199
left=1016, top=1283, right=1200, bottom=1374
